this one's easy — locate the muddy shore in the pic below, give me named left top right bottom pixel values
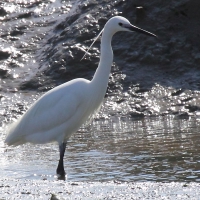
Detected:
left=0, top=179, right=200, bottom=199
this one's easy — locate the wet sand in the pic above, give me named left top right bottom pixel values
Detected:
left=0, top=179, right=200, bottom=199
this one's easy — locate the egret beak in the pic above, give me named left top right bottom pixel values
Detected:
left=125, top=24, right=157, bottom=38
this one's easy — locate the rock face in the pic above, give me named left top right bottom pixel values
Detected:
left=1, top=0, right=200, bottom=117
left=36, top=0, right=200, bottom=117
left=43, top=0, right=200, bottom=89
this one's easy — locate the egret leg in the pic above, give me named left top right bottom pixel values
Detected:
left=56, top=142, right=67, bottom=176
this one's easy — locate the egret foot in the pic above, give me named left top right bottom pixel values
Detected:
left=56, top=142, right=67, bottom=177
left=56, top=159, right=65, bottom=176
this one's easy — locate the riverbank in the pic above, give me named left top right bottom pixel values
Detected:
left=0, top=178, right=200, bottom=199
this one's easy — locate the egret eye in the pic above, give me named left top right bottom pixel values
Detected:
left=118, top=22, right=123, bottom=26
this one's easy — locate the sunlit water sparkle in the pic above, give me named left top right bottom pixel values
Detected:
left=1, top=0, right=200, bottom=183
left=1, top=115, right=200, bottom=182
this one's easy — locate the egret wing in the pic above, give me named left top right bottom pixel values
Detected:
left=5, top=87, right=81, bottom=145
left=27, top=92, right=81, bottom=132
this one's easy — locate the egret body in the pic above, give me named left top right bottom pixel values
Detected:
left=5, top=16, right=156, bottom=177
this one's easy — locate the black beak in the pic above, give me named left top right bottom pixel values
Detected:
left=124, top=24, right=157, bottom=38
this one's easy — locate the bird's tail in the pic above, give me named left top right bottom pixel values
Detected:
left=5, top=120, right=26, bottom=146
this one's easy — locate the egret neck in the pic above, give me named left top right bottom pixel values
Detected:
left=91, top=26, right=114, bottom=95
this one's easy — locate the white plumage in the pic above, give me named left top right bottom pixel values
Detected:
left=5, top=16, right=156, bottom=176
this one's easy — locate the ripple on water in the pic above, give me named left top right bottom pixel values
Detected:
left=1, top=116, right=200, bottom=182
left=1, top=0, right=200, bottom=183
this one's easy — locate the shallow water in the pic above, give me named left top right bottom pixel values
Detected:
left=1, top=115, right=200, bottom=182
left=1, top=0, right=200, bottom=184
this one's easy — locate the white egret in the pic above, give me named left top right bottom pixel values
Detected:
left=5, top=16, right=156, bottom=177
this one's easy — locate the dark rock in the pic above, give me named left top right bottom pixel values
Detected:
left=135, top=88, right=149, bottom=93
left=185, top=105, right=200, bottom=112
left=0, top=51, right=10, bottom=60
left=10, top=29, right=24, bottom=36
left=175, top=112, right=190, bottom=119
left=129, top=111, right=145, bottom=119
left=0, top=68, right=8, bottom=77
left=171, top=89, right=185, bottom=96
left=20, top=80, right=42, bottom=90
left=0, top=7, right=7, bottom=16
left=17, top=12, right=33, bottom=19
left=181, top=97, right=193, bottom=102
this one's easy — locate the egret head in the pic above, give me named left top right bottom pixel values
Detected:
left=106, top=16, right=156, bottom=37
left=81, top=16, right=156, bottom=60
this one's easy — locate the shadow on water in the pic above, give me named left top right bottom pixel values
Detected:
left=1, top=115, right=200, bottom=182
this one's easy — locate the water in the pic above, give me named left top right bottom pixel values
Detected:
left=1, top=116, right=200, bottom=182
left=1, top=0, right=200, bottom=183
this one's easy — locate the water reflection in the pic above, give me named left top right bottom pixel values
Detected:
left=2, top=116, right=200, bottom=182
